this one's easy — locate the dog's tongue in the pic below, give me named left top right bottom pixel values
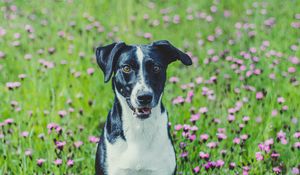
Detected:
left=136, top=107, right=151, bottom=115
left=141, top=107, right=151, bottom=113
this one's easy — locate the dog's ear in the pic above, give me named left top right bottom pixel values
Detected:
left=151, top=40, right=192, bottom=66
left=95, top=42, right=126, bottom=83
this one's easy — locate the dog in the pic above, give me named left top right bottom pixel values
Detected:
left=95, top=40, right=192, bottom=175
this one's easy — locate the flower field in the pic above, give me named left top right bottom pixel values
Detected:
left=0, top=0, right=300, bottom=174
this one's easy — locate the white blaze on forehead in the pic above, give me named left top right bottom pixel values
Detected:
left=136, top=46, right=152, bottom=91
left=136, top=46, right=146, bottom=87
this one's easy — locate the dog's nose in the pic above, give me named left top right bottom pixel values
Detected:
left=137, top=92, right=153, bottom=105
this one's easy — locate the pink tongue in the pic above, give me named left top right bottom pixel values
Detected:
left=136, top=108, right=151, bottom=115
left=142, top=108, right=150, bottom=113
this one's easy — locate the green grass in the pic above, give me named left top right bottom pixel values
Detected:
left=0, top=0, right=299, bottom=174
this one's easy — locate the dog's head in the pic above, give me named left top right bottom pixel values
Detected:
left=96, top=40, right=192, bottom=119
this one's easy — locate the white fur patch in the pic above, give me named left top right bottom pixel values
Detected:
left=136, top=46, right=147, bottom=89
left=105, top=90, right=176, bottom=175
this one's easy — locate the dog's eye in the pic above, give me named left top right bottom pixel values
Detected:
left=153, top=66, right=161, bottom=73
left=122, top=65, right=132, bottom=73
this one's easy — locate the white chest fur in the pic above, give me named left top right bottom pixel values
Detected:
left=105, top=93, right=176, bottom=175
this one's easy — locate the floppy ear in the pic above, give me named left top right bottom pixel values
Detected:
left=151, top=40, right=192, bottom=66
left=95, top=42, right=126, bottom=83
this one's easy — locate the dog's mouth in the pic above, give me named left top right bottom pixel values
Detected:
left=135, top=107, right=151, bottom=116
left=126, top=98, right=152, bottom=119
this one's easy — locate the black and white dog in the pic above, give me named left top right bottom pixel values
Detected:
left=95, top=40, right=192, bottom=175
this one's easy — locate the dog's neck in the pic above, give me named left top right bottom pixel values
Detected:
left=112, top=89, right=166, bottom=143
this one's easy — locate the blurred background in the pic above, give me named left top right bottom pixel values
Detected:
left=0, top=0, right=299, bottom=174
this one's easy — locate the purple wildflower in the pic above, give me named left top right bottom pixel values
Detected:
left=207, top=142, right=218, bottom=149
left=233, top=137, right=241, bottom=144
left=273, top=166, right=281, bottom=174
left=55, top=141, right=66, bottom=150
left=172, top=96, right=185, bottom=105
left=193, top=166, right=200, bottom=173
left=58, top=110, right=67, bottom=118
left=294, top=132, right=300, bottom=139
left=200, top=134, right=209, bottom=142
left=74, top=141, right=83, bottom=148
left=255, top=152, right=264, bottom=161
left=190, top=113, right=200, bottom=122
left=256, top=92, right=264, bottom=100
left=89, top=136, right=100, bottom=143
left=229, top=162, right=236, bottom=170
left=21, top=131, right=29, bottom=137
left=292, top=167, right=300, bottom=174
left=67, top=159, right=74, bottom=167
left=25, top=149, right=32, bottom=157
left=37, top=159, right=46, bottom=166
left=174, top=124, right=182, bottom=131
left=169, top=76, right=179, bottom=83
left=87, top=68, right=95, bottom=75
left=54, top=159, right=62, bottom=166
left=216, top=160, right=224, bottom=168
left=199, top=152, right=210, bottom=160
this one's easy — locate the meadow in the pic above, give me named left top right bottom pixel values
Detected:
left=0, top=0, right=300, bottom=174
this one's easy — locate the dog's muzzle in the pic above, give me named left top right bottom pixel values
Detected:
left=126, top=96, right=153, bottom=119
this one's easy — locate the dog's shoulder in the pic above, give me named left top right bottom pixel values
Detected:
left=105, top=101, right=126, bottom=143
